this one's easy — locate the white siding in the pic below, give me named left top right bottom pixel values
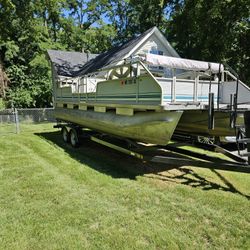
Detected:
left=135, top=34, right=172, bottom=56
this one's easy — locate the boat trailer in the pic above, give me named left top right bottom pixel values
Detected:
left=55, top=123, right=250, bottom=174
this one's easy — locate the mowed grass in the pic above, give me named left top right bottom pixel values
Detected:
left=0, top=123, right=249, bottom=249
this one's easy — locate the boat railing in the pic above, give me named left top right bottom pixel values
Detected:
left=78, top=78, right=98, bottom=93
left=55, top=57, right=249, bottom=113
left=223, top=70, right=249, bottom=90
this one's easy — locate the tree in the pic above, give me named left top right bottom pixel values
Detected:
left=0, top=0, right=63, bottom=107
left=167, top=0, right=250, bottom=84
left=0, top=0, right=249, bottom=108
left=66, top=0, right=108, bottom=29
left=104, top=0, right=182, bottom=45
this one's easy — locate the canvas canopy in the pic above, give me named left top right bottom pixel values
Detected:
left=145, top=54, right=223, bottom=73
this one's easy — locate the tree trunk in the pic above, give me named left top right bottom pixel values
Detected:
left=0, top=60, right=9, bottom=98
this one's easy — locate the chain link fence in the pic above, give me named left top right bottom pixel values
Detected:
left=0, top=108, right=56, bottom=134
left=0, top=109, right=19, bottom=134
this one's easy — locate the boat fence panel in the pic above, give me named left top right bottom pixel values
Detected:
left=155, top=78, right=172, bottom=102
left=95, top=75, right=161, bottom=104
left=221, top=81, right=250, bottom=104
left=156, top=77, right=219, bottom=104
left=174, top=79, right=196, bottom=102
left=197, top=80, right=218, bottom=103
left=56, top=86, right=75, bottom=103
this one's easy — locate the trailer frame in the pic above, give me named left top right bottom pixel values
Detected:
left=54, top=122, right=250, bottom=174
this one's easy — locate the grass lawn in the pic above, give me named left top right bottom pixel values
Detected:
left=0, top=123, right=249, bottom=249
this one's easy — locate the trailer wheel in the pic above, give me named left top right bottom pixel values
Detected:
left=197, top=136, right=215, bottom=145
left=237, top=128, right=246, bottom=150
left=69, top=128, right=80, bottom=148
left=61, top=127, right=69, bottom=143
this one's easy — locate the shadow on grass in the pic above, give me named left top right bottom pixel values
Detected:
left=147, top=168, right=250, bottom=199
left=36, top=130, right=250, bottom=199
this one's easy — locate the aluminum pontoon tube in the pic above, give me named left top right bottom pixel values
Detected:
left=175, top=110, right=243, bottom=137
left=55, top=108, right=183, bottom=145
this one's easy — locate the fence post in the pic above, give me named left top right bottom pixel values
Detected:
left=14, top=108, right=20, bottom=134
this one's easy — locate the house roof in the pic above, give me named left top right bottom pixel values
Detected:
left=47, top=27, right=180, bottom=78
left=76, top=26, right=179, bottom=76
left=75, top=27, right=155, bottom=76
left=47, top=49, right=99, bottom=77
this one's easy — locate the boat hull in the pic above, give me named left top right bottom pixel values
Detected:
left=54, top=108, right=183, bottom=145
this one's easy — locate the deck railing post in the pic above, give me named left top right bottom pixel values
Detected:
left=172, top=77, right=176, bottom=102
left=136, top=62, right=140, bottom=103
left=171, top=69, right=176, bottom=102
left=194, top=72, right=198, bottom=102
left=85, top=77, right=88, bottom=102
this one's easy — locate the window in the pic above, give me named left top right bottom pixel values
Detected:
left=149, top=49, right=163, bottom=56
left=57, top=78, right=74, bottom=88
left=149, top=48, right=164, bottom=72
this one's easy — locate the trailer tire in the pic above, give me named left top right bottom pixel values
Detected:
left=197, top=136, right=215, bottom=145
left=69, top=128, right=80, bottom=148
left=61, top=127, right=69, bottom=143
